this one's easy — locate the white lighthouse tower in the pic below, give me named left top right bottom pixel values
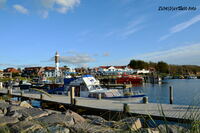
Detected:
left=55, top=51, right=60, bottom=77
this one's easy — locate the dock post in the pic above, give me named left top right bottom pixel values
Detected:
left=169, top=86, right=173, bottom=104
left=7, top=87, right=12, bottom=95
left=40, top=94, right=43, bottom=100
left=143, top=96, right=148, bottom=104
left=20, top=91, right=24, bottom=97
left=97, top=93, right=101, bottom=100
left=70, top=87, right=75, bottom=105
left=0, top=82, right=2, bottom=89
left=123, top=103, right=130, bottom=114
left=123, top=82, right=126, bottom=89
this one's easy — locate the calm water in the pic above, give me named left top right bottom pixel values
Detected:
left=133, top=79, right=200, bottom=105
left=11, top=79, right=200, bottom=106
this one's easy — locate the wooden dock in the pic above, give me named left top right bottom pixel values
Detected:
left=0, top=89, right=199, bottom=122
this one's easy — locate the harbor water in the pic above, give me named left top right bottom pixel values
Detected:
left=133, top=79, right=200, bottom=105
left=11, top=79, right=200, bottom=107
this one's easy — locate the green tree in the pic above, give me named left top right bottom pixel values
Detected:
left=157, top=61, right=169, bottom=73
left=128, top=59, right=149, bottom=69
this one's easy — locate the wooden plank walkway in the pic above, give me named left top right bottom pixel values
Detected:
left=0, top=89, right=199, bottom=122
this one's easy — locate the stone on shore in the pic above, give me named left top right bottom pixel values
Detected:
left=7, top=107, right=49, bottom=120
left=0, top=126, right=11, bottom=133
left=118, top=117, right=142, bottom=131
left=8, top=100, right=21, bottom=106
left=35, top=125, right=70, bottom=133
left=70, top=122, right=116, bottom=133
left=7, top=105, right=26, bottom=112
left=0, top=116, right=19, bottom=126
left=10, top=121, right=43, bottom=133
left=64, top=110, right=86, bottom=123
left=83, top=115, right=107, bottom=125
left=19, top=101, right=33, bottom=108
left=158, top=124, right=189, bottom=133
left=140, top=128, right=160, bottom=133
left=0, top=101, right=10, bottom=114
left=36, top=113, right=75, bottom=126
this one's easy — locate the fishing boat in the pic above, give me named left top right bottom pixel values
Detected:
left=48, top=75, right=146, bottom=99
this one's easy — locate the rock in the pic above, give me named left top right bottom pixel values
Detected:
left=7, top=108, right=49, bottom=120
left=64, top=110, right=86, bottom=123
left=7, top=105, right=26, bottom=113
left=118, top=117, right=142, bottom=131
left=36, top=113, right=74, bottom=126
left=9, top=100, right=21, bottom=106
left=0, top=101, right=10, bottom=114
left=140, top=128, right=159, bottom=133
left=0, top=100, right=6, bottom=103
left=83, top=115, right=107, bottom=125
left=70, top=122, right=116, bottom=133
left=0, top=126, right=11, bottom=133
left=0, top=109, right=4, bottom=116
left=35, top=125, right=70, bottom=133
left=44, top=109, right=61, bottom=115
left=10, top=120, right=43, bottom=133
left=158, top=124, right=189, bottom=133
left=0, top=116, right=19, bottom=126
left=19, top=101, right=33, bottom=108
left=103, top=121, right=117, bottom=128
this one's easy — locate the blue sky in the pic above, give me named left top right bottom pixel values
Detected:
left=0, top=0, right=200, bottom=69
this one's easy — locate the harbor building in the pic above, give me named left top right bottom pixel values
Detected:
left=22, top=67, right=44, bottom=77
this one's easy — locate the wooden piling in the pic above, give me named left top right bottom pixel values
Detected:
left=123, top=103, right=130, bottom=113
left=169, top=86, right=173, bottom=104
left=0, top=82, right=2, bottom=89
left=123, top=82, right=126, bottom=89
left=40, top=94, right=43, bottom=100
left=143, top=96, right=148, bottom=104
left=7, top=88, right=12, bottom=95
left=20, top=91, right=24, bottom=97
left=70, top=87, right=75, bottom=105
left=97, top=93, right=101, bottom=100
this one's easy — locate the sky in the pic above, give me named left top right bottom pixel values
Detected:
left=0, top=0, right=200, bottom=69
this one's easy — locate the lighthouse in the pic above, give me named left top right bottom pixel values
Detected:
left=55, top=51, right=60, bottom=77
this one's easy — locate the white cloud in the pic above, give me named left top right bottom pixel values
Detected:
left=160, top=14, right=200, bottom=41
left=60, top=54, right=95, bottom=64
left=122, top=26, right=143, bottom=37
left=0, top=0, right=80, bottom=18
left=13, top=4, right=29, bottom=14
left=41, top=0, right=55, bottom=9
left=159, top=34, right=172, bottom=41
left=0, top=63, right=39, bottom=68
left=40, top=0, right=80, bottom=16
left=56, top=0, right=80, bottom=7
left=50, top=51, right=95, bottom=66
left=0, top=0, right=6, bottom=8
left=121, top=18, right=144, bottom=38
left=105, top=31, right=115, bottom=37
left=40, top=10, right=49, bottom=18
left=134, top=43, right=200, bottom=65
left=56, top=7, right=68, bottom=13
left=171, top=14, right=200, bottom=33
left=106, top=17, right=145, bottom=39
